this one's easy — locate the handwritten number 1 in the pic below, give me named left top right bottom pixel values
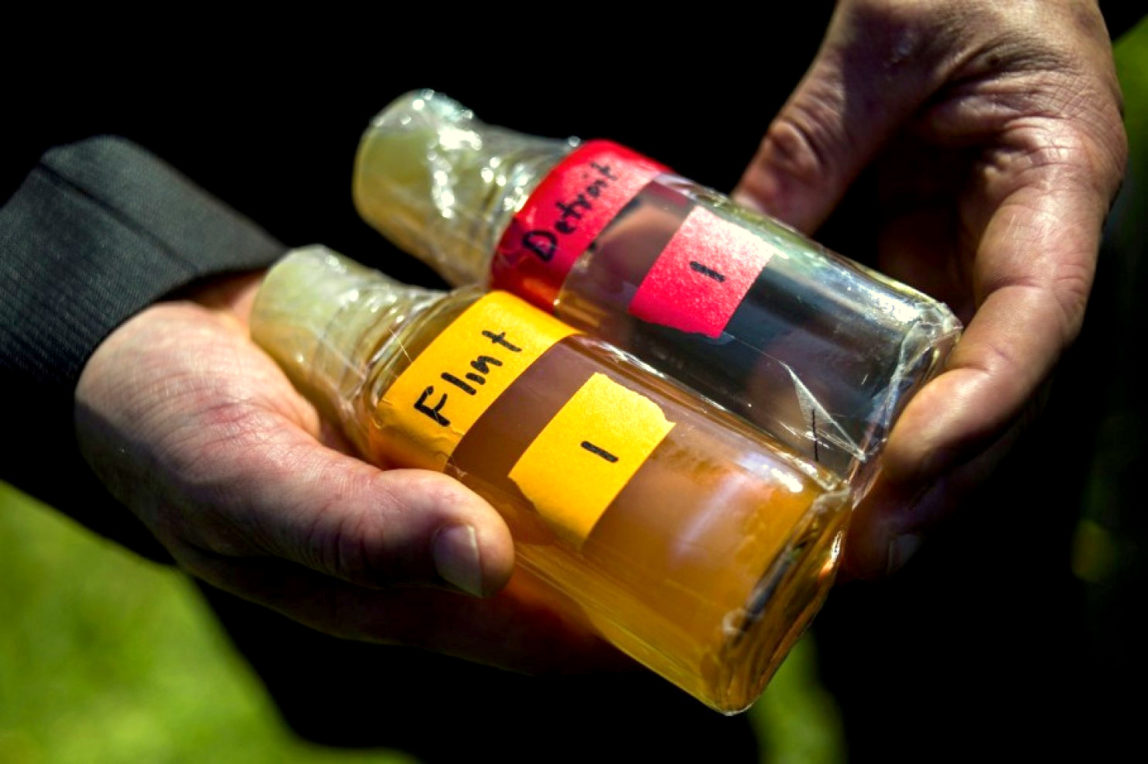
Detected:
left=689, top=261, right=725, bottom=283
left=581, top=440, right=619, bottom=463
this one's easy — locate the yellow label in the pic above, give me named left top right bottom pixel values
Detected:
left=508, top=372, right=675, bottom=547
left=378, top=292, right=577, bottom=470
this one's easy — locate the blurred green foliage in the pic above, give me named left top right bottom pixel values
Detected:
left=0, top=483, right=416, bottom=764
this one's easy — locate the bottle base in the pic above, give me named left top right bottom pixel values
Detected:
left=708, top=488, right=850, bottom=714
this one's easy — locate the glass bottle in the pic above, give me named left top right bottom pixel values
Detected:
left=352, top=90, right=962, bottom=495
left=250, top=246, right=850, bottom=714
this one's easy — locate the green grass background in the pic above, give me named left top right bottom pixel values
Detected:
left=2, top=19, right=1144, bottom=763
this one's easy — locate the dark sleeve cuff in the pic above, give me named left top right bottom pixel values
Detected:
left=1, top=136, right=286, bottom=560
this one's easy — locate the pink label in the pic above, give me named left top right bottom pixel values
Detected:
left=628, top=207, right=773, bottom=338
left=492, top=141, right=667, bottom=310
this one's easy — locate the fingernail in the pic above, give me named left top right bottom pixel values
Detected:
left=433, top=525, right=484, bottom=597
left=885, top=533, right=922, bottom=575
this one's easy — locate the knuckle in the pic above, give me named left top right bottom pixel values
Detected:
left=1048, top=265, right=1093, bottom=341
left=760, top=96, right=842, bottom=191
left=303, top=472, right=398, bottom=586
left=310, top=505, right=374, bottom=584
left=375, top=469, right=466, bottom=523
left=304, top=467, right=462, bottom=587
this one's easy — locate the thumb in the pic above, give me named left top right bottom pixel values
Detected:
left=192, top=421, right=516, bottom=598
left=733, top=2, right=945, bottom=232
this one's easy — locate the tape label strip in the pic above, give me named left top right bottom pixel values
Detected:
left=378, top=292, right=576, bottom=470
left=493, top=139, right=776, bottom=339
left=508, top=372, right=675, bottom=546
left=492, top=140, right=667, bottom=309
left=628, top=206, right=774, bottom=339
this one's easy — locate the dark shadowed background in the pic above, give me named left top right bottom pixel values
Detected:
left=3, top=14, right=1145, bottom=762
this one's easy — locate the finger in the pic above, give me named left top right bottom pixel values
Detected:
left=185, top=552, right=627, bottom=675
left=843, top=404, right=1031, bottom=579
left=732, top=3, right=946, bottom=231
left=849, top=137, right=1113, bottom=573
left=882, top=143, right=1111, bottom=489
left=188, top=416, right=516, bottom=598
left=74, top=300, right=516, bottom=598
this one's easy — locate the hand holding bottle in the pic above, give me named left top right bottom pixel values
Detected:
left=73, top=271, right=615, bottom=673
left=734, top=0, right=1128, bottom=576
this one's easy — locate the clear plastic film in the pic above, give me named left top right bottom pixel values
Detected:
left=353, top=91, right=575, bottom=288
left=249, top=245, right=442, bottom=457
left=251, top=246, right=851, bottom=713
left=353, top=90, right=963, bottom=495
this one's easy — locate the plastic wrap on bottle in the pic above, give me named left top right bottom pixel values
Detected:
left=353, top=90, right=963, bottom=495
left=251, top=246, right=851, bottom=713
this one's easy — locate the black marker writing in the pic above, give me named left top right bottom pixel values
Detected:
left=689, top=261, right=726, bottom=283
left=521, top=160, right=620, bottom=259
left=590, top=161, right=619, bottom=180
left=441, top=373, right=476, bottom=395
left=523, top=231, right=557, bottom=262
left=470, top=355, right=503, bottom=374
left=414, top=386, right=450, bottom=425
left=581, top=440, right=619, bottom=463
left=483, top=330, right=521, bottom=352
left=413, top=328, right=522, bottom=429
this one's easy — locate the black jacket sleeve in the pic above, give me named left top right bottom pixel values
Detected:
left=0, top=136, right=285, bottom=559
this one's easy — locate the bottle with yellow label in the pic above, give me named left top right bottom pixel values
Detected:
left=250, top=246, right=850, bottom=714
left=353, top=90, right=962, bottom=495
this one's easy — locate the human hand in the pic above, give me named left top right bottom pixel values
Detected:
left=733, top=0, right=1127, bottom=576
left=74, top=271, right=614, bottom=672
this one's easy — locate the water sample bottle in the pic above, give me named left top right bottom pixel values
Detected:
left=250, top=246, right=850, bottom=714
left=353, top=90, right=962, bottom=494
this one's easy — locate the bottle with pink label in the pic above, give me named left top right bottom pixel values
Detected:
left=353, top=90, right=961, bottom=495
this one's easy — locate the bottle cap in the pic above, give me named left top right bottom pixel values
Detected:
left=250, top=245, right=442, bottom=434
left=353, top=89, right=574, bottom=287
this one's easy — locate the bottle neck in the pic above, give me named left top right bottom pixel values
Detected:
left=352, top=90, right=573, bottom=287
left=250, top=247, right=445, bottom=444
left=466, top=138, right=570, bottom=284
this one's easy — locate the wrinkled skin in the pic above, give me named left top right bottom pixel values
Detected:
left=75, top=273, right=617, bottom=673
left=734, top=0, right=1127, bottom=577
left=76, top=0, right=1127, bottom=668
